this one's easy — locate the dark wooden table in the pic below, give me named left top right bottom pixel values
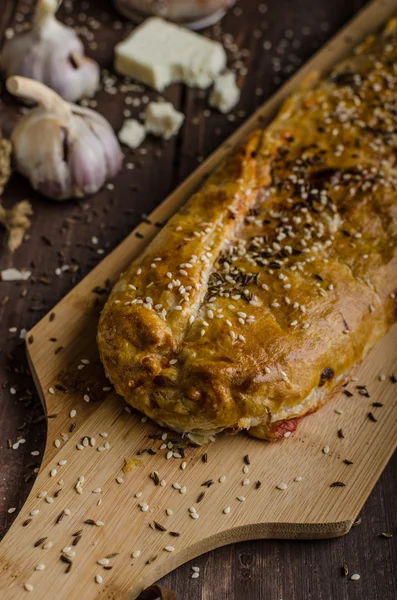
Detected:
left=0, top=0, right=396, bottom=598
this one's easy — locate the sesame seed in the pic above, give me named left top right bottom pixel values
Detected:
left=166, top=509, right=173, bottom=516
left=350, top=574, right=360, bottom=581
left=95, top=575, right=103, bottom=584
left=219, top=476, right=226, bottom=483
left=322, top=446, right=330, bottom=454
left=132, top=550, right=141, bottom=558
left=30, top=509, right=40, bottom=516
left=192, top=572, right=199, bottom=579
left=223, top=507, right=231, bottom=514
left=164, top=546, right=175, bottom=552
left=50, top=469, right=57, bottom=477
left=237, top=496, right=246, bottom=502
left=242, top=479, right=250, bottom=486
left=191, top=513, right=199, bottom=519
left=69, top=410, right=76, bottom=418
left=294, top=477, right=302, bottom=482
left=276, top=483, right=287, bottom=490
left=24, top=583, right=34, bottom=592
left=97, top=558, right=110, bottom=566
left=35, top=563, right=45, bottom=571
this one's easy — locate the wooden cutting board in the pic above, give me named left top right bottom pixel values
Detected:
left=1, top=1, right=397, bottom=598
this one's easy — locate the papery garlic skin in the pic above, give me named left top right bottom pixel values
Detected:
left=8, top=77, right=123, bottom=201
left=1, top=0, right=100, bottom=103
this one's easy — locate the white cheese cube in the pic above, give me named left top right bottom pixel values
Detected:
left=114, top=17, right=227, bottom=92
left=209, top=71, right=240, bottom=114
left=144, top=102, right=184, bottom=140
left=118, top=119, right=146, bottom=149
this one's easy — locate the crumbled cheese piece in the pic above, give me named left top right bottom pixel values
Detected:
left=118, top=119, right=146, bottom=149
left=209, top=71, right=240, bottom=114
left=114, top=17, right=227, bottom=92
left=145, top=102, right=184, bottom=140
left=1, top=267, right=31, bottom=281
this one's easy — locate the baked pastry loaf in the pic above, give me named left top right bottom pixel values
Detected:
left=98, top=19, right=397, bottom=442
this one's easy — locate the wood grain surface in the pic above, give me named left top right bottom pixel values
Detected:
left=0, top=1, right=396, bottom=599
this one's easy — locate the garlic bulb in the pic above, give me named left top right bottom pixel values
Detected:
left=1, top=0, right=100, bottom=103
left=7, top=77, right=123, bottom=201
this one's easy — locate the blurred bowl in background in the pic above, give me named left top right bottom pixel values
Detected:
left=113, top=0, right=237, bottom=29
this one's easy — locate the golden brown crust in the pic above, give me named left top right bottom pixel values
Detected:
left=98, top=19, right=397, bottom=442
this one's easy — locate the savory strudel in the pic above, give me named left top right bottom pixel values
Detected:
left=98, top=19, right=397, bottom=442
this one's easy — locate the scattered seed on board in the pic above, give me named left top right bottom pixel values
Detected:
left=164, top=546, right=175, bottom=552
left=132, top=550, right=141, bottom=558
left=192, top=572, right=199, bottom=579
left=95, top=574, right=103, bottom=584
left=294, top=477, right=302, bottom=482
left=97, top=558, right=110, bottom=566
left=35, top=563, right=45, bottom=571
left=350, top=574, right=361, bottom=581
left=24, top=583, right=34, bottom=592
left=219, top=475, right=226, bottom=483
left=276, top=483, right=287, bottom=490
left=322, top=446, right=330, bottom=454
left=69, top=410, right=76, bottom=418
left=223, top=507, right=231, bottom=514
left=166, top=509, right=173, bottom=516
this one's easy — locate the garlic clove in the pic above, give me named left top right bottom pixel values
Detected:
left=68, top=120, right=107, bottom=197
left=1, top=0, right=100, bottom=103
left=76, top=107, right=126, bottom=179
left=7, top=76, right=123, bottom=201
